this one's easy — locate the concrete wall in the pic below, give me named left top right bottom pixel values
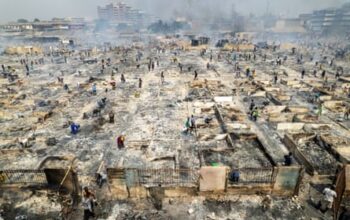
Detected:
left=199, top=166, right=227, bottom=192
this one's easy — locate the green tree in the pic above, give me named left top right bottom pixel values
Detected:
left=17, top=19, right=28, bottom=23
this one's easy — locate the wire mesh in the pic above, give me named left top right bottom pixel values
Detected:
left=0, top=170, right=47, bottom=185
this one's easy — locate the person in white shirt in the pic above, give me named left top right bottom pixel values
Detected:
left=82, top=187, right=96, bottom=220
left=319, top=186, right=337, bottom=213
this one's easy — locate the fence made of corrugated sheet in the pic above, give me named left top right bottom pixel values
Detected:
left=0, top=170, right=47, bottom=186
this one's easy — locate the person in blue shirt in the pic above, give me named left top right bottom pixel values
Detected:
left=92, top=83, right=97, bottom=95
left=229, top=170, right=240, bottom=183
left=284, top=152, right=294, bottom=166
left=70, top=122, right=80, bottom=135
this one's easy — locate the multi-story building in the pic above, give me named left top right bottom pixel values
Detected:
left=300, top=3, right=350, bottom=34
left=97, top=2, right=152, bottom=27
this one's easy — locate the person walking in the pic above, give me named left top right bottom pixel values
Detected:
left=82, top=187, right=96, bottom=220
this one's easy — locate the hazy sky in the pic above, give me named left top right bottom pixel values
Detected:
left=0, top=0, right=348, bottom=22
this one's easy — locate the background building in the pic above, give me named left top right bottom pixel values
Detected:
left=300, top=3, right=350, bottom=35
left=97, top=2, right=153, bottom=28
left=0, top=18, right=86, bottom=32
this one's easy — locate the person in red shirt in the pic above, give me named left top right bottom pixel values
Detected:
left=117, top=135, right=125, bottom=149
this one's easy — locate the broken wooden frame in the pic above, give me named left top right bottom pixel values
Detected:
left=283, top=133, right=342, bottom=176
left=334, top=164, right=346, bottom=220
left=318, top=134, right=350, bottom=163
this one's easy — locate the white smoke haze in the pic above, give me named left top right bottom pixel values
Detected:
left=0, top=0, right=348, bottom=22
